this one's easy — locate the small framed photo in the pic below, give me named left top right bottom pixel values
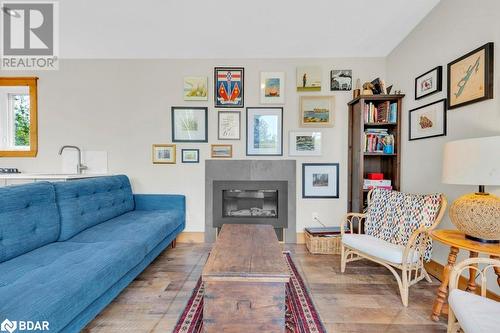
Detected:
left=447, top=42, right=494, bottom=109
left=289, top=131, right=322, bottom=156
left=415, top=66, right=442, bottom=100
left=152, top=144, right=176, bottom=164
left=181, top=149, right=199, bottom=163
left=297, top=66, right=322, bottom=91
left=409, top=99, right=447, bottom=141
left=300, top=96, right=334, bottom=127
left=302, top=163, right=339, bottom=199
left=260, top=72, right=285, bottom=104
left=218, top=111, right=241, bottom=140
left=184, top=76, right=208, bottom=101
left=330, top=70, right=352, bottom=91
left=211, top=144, right=232, bottom=158
left=214, top=67, right=244, bottom=108
left=246, top=107, right=283, bottom=156
left=171, top=107, right=208, bottom=142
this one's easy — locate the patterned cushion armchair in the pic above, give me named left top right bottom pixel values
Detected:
left=340, top=189, right=447, bottom=306
left=448, top=257, right=500, bottom=333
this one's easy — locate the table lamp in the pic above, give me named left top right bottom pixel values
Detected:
left=442, top=136, right=500, bottom=243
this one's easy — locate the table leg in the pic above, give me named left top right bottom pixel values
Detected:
left=491, top=255, right=500, bottom=286
left=431, top=246, right=459, bottom=322
left=466, top=251, right=479, bottom=293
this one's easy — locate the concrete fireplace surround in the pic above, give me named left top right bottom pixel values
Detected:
left=205, top=160, right=296, bottom=243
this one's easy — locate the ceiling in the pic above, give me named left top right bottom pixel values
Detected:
left=59, top=0, right=441, bottom=59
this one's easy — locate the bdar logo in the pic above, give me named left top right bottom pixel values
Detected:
left=1, top=319, right=17, bottom=333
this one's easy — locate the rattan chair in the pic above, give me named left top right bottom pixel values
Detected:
left=340, top=189, right=447, bottom=306
left=447, top=257, right=500, bottom=333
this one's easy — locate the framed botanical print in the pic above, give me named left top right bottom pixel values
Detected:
left=415, top=66, right=442, bottom=100
left=409, top=99, right=447, bottom=141
left=330, top=70, right=352, bottom=91
left=296, top=66, right=322, bottom=91
left=171, top=107, right=208, bottom=142
left=214, top=67, right=244, bottom=108
left=302, top=163, right=339, bottom=198
left=211, top=144, right=232, bottom=158
left=152, top=144, right=176, bottom=164
left=184, top=76, right=208, bottom=101
left=181, top=149, right=199, bottom=163
left=218, top=111, right=240, bottom=140
left=260, top=72, right=285, bottom=104
left=289, top=131, right=322, bottom=156
left=300, top=96, right=334, bottom=127
left=447, top=42, right=494, bottom=109
left=246, top=107, right=283, bottom=156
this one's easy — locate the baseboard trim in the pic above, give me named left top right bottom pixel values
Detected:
left=425, top=260, right=500, bottom=301
left=177, top=232, right=204, bottom=243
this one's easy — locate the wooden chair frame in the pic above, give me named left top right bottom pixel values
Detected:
left=340, top=190, right=448, bottom=306
left=447, top=257, right=500, bottom=333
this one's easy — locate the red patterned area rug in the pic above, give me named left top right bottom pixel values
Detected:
left=173, top=252, right=326, bottom=333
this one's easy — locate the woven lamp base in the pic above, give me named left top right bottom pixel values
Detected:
left=449, top=193, right=500, bottom=243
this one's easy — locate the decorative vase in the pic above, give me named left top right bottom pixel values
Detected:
left=449, top=193, right=500, bottom=243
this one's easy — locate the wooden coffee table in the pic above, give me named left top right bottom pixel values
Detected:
left=202, top=224, right=290, bottom=333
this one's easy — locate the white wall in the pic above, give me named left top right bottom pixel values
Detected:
left=0, top=58, right=386, bottom=234
left=386, top=0, right=500, bottom=292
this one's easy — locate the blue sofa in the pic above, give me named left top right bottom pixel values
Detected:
left=0, top=175, right=185, bottom=332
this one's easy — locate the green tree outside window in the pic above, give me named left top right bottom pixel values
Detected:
left=13, top=94, right=30, bottom=147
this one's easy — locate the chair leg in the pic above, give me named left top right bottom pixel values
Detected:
left=340, top=245, right=346, bottom=273
left=423, top=268, right=433, bottom=283
left=400, top=268, right=409, bottom=307
left=447, top=308, right=458, bottom=333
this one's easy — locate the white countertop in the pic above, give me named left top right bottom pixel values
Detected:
left=0, top=173, right=109, bottom=180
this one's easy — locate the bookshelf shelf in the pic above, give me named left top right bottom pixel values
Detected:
left=347, top=94, right=404, bottom=213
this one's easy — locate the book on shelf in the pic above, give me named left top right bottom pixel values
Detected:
left=363, top=129, right=394, bottom=153
left=363, top=179, right=392, bottom=190
left=364, top=101, right=398, bottom=123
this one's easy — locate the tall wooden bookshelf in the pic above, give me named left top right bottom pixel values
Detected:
left=347, top=94, right=405, bottom=213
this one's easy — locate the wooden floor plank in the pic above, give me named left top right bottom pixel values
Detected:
left=84, top=243, right=447, bottom=333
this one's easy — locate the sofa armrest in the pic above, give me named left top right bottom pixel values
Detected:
left=341, top=213, right=367, bottom=236
left=134, top=194, right=186, bottom=215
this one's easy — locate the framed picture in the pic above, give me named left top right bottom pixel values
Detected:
left=300, top=96, right=334, bottom=127
left=152, top=144, right=176, bottom=164
left=211, top=144, right=232, bottom=158
left=330, top=70, right=352, bottom=91
left=415, top=66, right=442, bottom=100
left=171, top=107, right=208, bottom=142
left=260, top=72, right=285, bottom=104
left=218, top=111, right=240, bottom=140
left=302, top=163, right=339, bottom=199
left=409, top=99, right=447, bottom=141
left=296, top=66, right=322, bottom=92
left=214, top=67, right=244, bottom=108
left=181, top=149, right=199, bottom=163
left=184, top=76, right=208, bottom=101
left=447, top=42, right=494, bottom=109
left=246, top=107, right=283, bottom=156
left=289, top=131, right=322, bottom=156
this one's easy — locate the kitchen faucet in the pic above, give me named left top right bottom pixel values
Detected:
left=59, top=145, right=88, bottom=174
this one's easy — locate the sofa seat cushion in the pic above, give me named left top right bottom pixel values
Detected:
left=342, top=234, right=419, bottom=264
left=0, top=240, right=146, bottom=332
left=54, top=175, right=135, bottom=241
left=449, top=289, right=500, bottom=333
left=68, top=210, right=183, bottom=253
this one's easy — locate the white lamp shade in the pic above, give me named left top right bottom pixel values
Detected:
left=442, top=136, right=500, bottom=186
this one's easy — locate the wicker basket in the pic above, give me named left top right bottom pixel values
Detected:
left=304, top=230, right=341, bottom=254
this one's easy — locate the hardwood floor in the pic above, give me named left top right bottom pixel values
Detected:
left=84, top=243, right=447, bottom=333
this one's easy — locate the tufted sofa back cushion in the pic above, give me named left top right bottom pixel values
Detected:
left=54, top=175, right=134, bottom=241
left=365, top=188, right=443, bottom=261
left=0, top=182, right=60, bottom=263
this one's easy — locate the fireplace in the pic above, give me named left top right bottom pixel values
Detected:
left=213, top=180, right=288, bottom=241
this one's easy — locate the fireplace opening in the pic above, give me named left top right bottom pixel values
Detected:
left=223, top=189, right=278, bottom=218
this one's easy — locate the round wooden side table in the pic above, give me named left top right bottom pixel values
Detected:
left=430, top=229, right=500, bottom=322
